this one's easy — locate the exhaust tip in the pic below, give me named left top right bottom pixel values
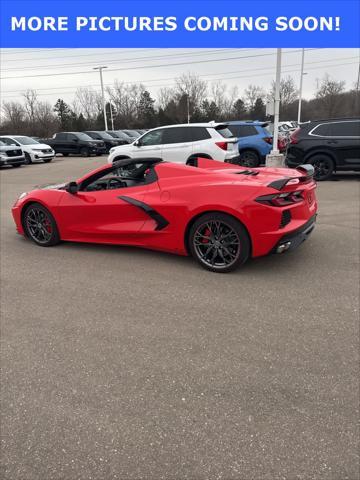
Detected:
left=276, top=241, right=291, bottom=254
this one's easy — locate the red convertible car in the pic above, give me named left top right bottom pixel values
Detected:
left=12, top=158, right=317, bottom=272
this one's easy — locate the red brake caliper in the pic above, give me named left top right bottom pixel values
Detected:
left=202, top=227, right=211, bottom=243
left=44, top=217, right=52, bottom=233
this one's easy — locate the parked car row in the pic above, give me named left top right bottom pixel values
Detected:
left=2, top=119, right=359, bottom=180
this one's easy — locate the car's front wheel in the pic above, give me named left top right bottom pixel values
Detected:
left=23, top=203, right=61, bottom=247
left=309, top=155, right=334, bottom=181
left=80, top=147, right=90, bottom=157
left=24, top=152, right=32, bottom=164
left=188, top=212, right=250, bottom=273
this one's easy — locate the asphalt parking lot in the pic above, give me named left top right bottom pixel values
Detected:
left=1, top=156, right=359, bottom=480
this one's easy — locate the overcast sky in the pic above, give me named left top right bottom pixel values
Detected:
left=1, top=48, right=359, bottom=107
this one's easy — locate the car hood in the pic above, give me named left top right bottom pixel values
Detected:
left=34, top=182, right=66, bottom=190
left=29, top=143, right=53, bottom=149
left=0, top=146, right=22, bottom=152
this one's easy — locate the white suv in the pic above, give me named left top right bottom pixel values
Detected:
left=107, top=123, right=239, bottom=165
left=0, top=136, right=55, bottom=164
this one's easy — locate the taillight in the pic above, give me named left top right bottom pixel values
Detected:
left=290, top=128, right=301, bottom=144
left=255, top=191, right=303, bottom=206
left=215, top=141, right=228, bottom=151
left=262, top=137, right=273, bottom=144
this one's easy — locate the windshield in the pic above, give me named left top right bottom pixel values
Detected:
left=115, top=131, right=131, bottom=139
left=0, top=137, right=18, bottom=146
left=96, top=132, right=114, bottom=140
left=75, top=133, right=94, bottom=141
left=14, top=136, right=39, bottom=145
left=124, top=130, right=140, bottom=137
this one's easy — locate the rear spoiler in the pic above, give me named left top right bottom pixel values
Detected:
left=268, top=164, right=315, bottom=190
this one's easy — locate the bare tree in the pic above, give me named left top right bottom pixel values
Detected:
left=74, top=87, right=103, bottom=120
left=1, top=101, right=25, bottom=125
left=35, top=101, right=58, bottom=136
left=315, top=74, right=346, bottom=117
left=107, top=81, right=146, bottom=126
left=22, top=89, right=38, bottom=123
left=174, top=73, right=207, bottom=112
left=244, top=84, right=265, bottom=110
left=269, top=76, right=298, bottom=106
left=157, top=87, right=176, bottom=109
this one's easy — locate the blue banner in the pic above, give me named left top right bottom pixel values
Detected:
left=0, top=0, right=359, bottom=48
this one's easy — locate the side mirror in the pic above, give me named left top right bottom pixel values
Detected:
left=65, top=181, right=79, bottom=194
left=73, top=138, right=79, bottom=142
left=134, top=140, right=141, bottom=147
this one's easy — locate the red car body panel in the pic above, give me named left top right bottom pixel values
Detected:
left=12, top=159, right=318, bottom=258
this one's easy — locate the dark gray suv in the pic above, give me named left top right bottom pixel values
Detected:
left=287, top=118, right=360, bottom=180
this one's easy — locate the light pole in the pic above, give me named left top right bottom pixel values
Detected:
left=187, top=94, right=190, bottom=124
left=93, top=66, right=108, bottom=131
left=297, top=49, right=305, bottom=124
left=266, top=48, right=284, bottom=167
left=109, top=100, right=114, bottom=130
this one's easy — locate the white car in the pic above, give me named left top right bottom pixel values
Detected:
left=0, top=135, right=55, bottom=164
left=107, top=123, right=239, bottom=165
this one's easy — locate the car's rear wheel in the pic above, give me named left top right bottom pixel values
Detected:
left=238, top=150, right=260, bottom=167
left=24, top=152, right=32, bottom=165
left=189, top=212, right=250, bottom=273
left=309, top=155, right=334, bottom=181
left=80, top=147, right=89, bottom=157
left=23, top=203, right=60, bottom=247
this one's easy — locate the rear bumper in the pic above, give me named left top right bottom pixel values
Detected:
left=0, top=156, right=25, bottom=166
left=271, top=215, right=316, bottom=254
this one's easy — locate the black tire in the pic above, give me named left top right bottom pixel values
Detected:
left=23, top=203, right=60, bottom=247
left=24, top=152, right=32, bottom=165
left=309, top=155, right=334, bottom=181
left=80, top=147, right=89, bottom=157
left=237, top=150, right=260, bottom=168
left=188, top=212, right=250, bottom=273
left=43, top=158, right=53, bottom=163
left=186, top=154, right=212, bottom=166
left=62, top=153, right=69, bottom=157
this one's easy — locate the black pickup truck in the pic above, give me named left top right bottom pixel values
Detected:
left=41, top=132, right=107, bottom=157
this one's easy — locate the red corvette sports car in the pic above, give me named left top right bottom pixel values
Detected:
left=12, top=158, right=317, bottom=272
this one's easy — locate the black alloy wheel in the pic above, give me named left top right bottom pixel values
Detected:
left=238, top=150, right=260, bottom=168
left=310, top=155, right=334, bottom=181
left=23, top=203, right=60, bottom=246
left=189, top=213, right=250, bottom=273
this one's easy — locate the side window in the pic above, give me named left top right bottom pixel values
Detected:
left=56, top=133, right=67, bottom=141
left=67, top=134, right=77, bottom=141
left=162, top=127, right=193, bottom=144
left=311, top=124, right=331, bottom=136
left=330, top=121, right=360, bottom=137
left=238, top=125, right=258, bottom=137
left=191, top=127, right=211, bottom=141
left=227, top=125, right=241, bottom=137
left=140, top=129, right=164, bottom=146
